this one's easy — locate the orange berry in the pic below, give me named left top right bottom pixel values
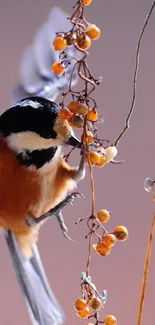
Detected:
left=77, top=306, right=90, bottom=319
left=81, top=131, right=94, bottom=145
left=104, top=315, right=117, bottom=325
left=77, top=103, right=89, bottom=116
left=113, top=226, right=128, bottom=241
left=77, top=35, right=91, bottom=50
left=97, top=209, right=111, bottom=223
left=86, top=323, right=94, bottom=325
left=58, top=108, right=72, bottom=120
left=103, top=234, right=117, bottom=247
left=87, top=151, right=101, bottom=166
left=86, top=24, right=101, bottom=40
left=74, top=298, right=88, bottom=312
left=52, top=61, right=65, bottom=75
left=87, top=109, right=98, bottom=122
left=68, top=101, right=79, bottom=114
left=70, top=115, right=84, bottom=128
left=96, top=155, right=107, bottom=167
left=88, top=297, right=102, bottom=310
left=53, top=36, right=67, bottom=51
left=83, top=0, right=93, bottom=5
left=93, top=242, right=112, bottom=256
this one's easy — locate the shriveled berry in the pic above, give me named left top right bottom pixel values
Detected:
left=53, top=36, right=67, bottom=51
left=86, top=24, right=101, bottom=40
left=103, top=234, right=117, bottom=247
left=70, top=115, right=84, bottom=128
left=77, top=35, right=91, bottom=50
left=74, top=298, right=88, bottom=312
left=113, top=226, right=128, bottom=241
left=66, top=32, right=77, bottom=45
left=87, top=109, right=98, bottom=122
left=93, top=242, right=112, bottom=256
left=68, top=101, right=79, bottom=114
left=88, top=297, right=102, bottom=310
left=104, top=315, right=117, bottom=325
left=52, top=61, right=65, bottom=75
left=104, top=146, right=118, bottom=163
left=58, top=108, right=72, bottom=120
left=77, top=306, right=90, bottom=319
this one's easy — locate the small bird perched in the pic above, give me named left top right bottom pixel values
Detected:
left=1, top=6, right=85, bottom=325
left=0, top=96, right=85, bottom=325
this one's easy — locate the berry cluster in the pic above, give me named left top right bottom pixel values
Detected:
left=51, top=1, right=128, bottom=324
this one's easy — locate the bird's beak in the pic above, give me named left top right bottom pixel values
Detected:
left=65, top=135, right=81, bottom=148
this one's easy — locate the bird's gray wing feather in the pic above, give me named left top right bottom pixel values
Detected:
left=11, top=7, right=81, bottom=104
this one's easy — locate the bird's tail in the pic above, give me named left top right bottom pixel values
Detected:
left=12, top=7, right=81, bottom=104
left=5, top=230, right=64, bottom=325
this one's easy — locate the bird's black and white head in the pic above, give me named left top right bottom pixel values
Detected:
left=0, top=96, right=81, bottom=169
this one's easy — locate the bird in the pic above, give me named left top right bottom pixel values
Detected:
left=1, top=6, right=85, bottom=325
left=0, top=96, right=86, bottom=325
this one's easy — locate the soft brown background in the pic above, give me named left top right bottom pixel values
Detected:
left=0, top=0, right=155, bottom=324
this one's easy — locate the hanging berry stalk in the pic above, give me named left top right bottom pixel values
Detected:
left=52, top=1, right=128, bottom=324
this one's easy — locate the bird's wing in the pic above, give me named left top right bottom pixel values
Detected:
left=5, top=230, right=65, bottom=325
left=12, top=7, right=81, bottom=104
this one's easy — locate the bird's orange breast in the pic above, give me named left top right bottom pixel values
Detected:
left=0, top=138, right=76, bottom=235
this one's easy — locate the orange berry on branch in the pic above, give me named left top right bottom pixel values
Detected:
left=83, top=0, right=93, bottom=6
left=102, top=234, right=117, bottom=247
left=58, top=108, right=72, bottom=120
left=97, top=209, right=111, bottom=223
left=76, top=35, right=91, bottom=50
left=104, top=315, right=117, bottom=325
left=93, top=242, right=112, bottom=256
left=88, top=296, right=103, bottom=310
left=113, top=226, right=128, bottom=241
left=77, top=103, right=89, bottom=116
left=96, top=155, right=107, bottom=167
left=53, top=36, right=67, bottom=51
left=68, top=101, right=79, bottom=114
left=81, top=131, right=94, bottom=145
left=86, top=24, right=101, bottom=40
left=74, top=298, right=88, bottom=312
left=52, top=61, right=65, bottom=75
left=86, top=151, right=101, bottom=166
left=77, top=306, right=90, bottom=319
left=87, top=109, right=98, bottom=122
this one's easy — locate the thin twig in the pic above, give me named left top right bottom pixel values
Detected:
left=137, top=213, right=155, bottom=325
left=115, top=1, right=155, bottom=146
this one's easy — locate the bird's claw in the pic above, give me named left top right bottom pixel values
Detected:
left=26, top=192, right=84, bottom=241
left=62, top=192, right=84, bottom=208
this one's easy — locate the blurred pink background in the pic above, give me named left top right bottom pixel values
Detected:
left=0, top=0, right=155, bottom=324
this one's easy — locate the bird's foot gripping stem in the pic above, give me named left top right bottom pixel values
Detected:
left=26, top=192, right=84, bottom=240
